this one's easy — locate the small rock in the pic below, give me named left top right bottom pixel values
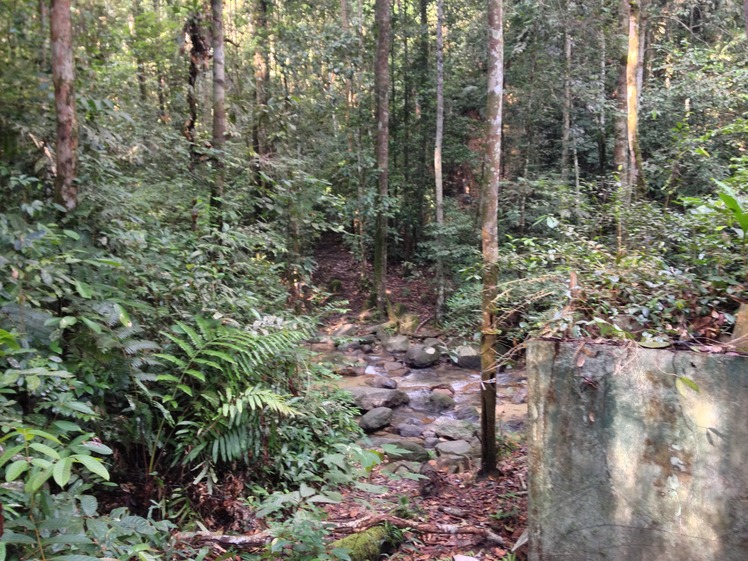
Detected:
left=361, top=344, right=373, bottom=353
left=366, top=376, right=398, bottom=389
left=434, top=419, right=478, bottom=441
left=396, top=424, right=424, bottom=438
left=405, top=344, right=440, bottom=368
left=432, top=386, right=454, bottom=396
left=368, top=437, right=429, bottom=462
left=436, top=440, right=472, bottom=456
left=348, top=387, right=410, bottom=411
left=423, top=337, right=446, bottom=352
left=423, top=437, right=440, bottom=449
left=454, top=345, right=481, bottom=369
left=337, top=341, right=361, bottom=352
left=336, top=365, right=365, bottom=377
left=359, top=407, right=394, bottom=432
left=310, top=338, right=336, bottom=352
left=511, top=386, right=529, bottom=404
left=429, top=391, right=455, bottom=412
left=383, top=335, right=410, bottom=353
left=454, top=405, right=480, bottom=422
left=388, top=366, right=410, bottom=377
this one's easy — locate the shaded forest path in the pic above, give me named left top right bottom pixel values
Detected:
left=309, top=236, right=529, bottom=560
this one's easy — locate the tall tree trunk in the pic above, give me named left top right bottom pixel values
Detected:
left=154, top=0, right=167, bottom=121
left=373, top=0, right=391, bottom=314
left=561, top=0, right=572, bottom=183
left=626, top=0, right=645, bottom=193
left=211, top=0, right=226, bottom=228
left=480, top=0, right=503, bottom=478
left=185, top=13, right=208, bottom=169
left=597, top=23, right=606, bottom=175
left=434, top=0, right=445, bottom=322
left=133, top=0, right=148, bottom=102
left=39, top=0, right=49, bottom=70
left=51, top=0, right=78, bottom=211
left=614, top=0, right=629, bottom=256
left=252, top=0, right=270, bottom=164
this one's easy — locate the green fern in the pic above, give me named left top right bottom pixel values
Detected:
left=147, top=315, right=311, bottom=475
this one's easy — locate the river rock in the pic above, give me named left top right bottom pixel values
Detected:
left=429, top=391, right=455, bottom=412
left=348, top=387, right=409, bottom=411
left=332, top=323, right=357, bottom=337
left=423, top=437, right=440, bottom=449
left=383, top=335, right=410, bottom=353
left=365, top=376, right=398, bottom=389
left=455, top=405, right=480, bottom=422
left=405, top=344, right=440, bottom=368
left=395, top=424, right=424, bottom=438
left=359, top=407, right=393, bottom=432
left=434, top=419, right=478, bottom=441
left=423, top=338, right=446, bottom=352
left=454, top=345, right=481, bottom=369
left=368, top=437, right=429, bottom=462
left=511, top=386, right=529, bottom=404
left=309, top=337, right=336, bottom=352
left=435, top=440, right=471, bottom=456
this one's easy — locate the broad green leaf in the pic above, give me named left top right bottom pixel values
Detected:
left=676, top=376, right=700, bottom=394
left=42, top=534, right=93, bottom=545
left=74, top=280, right=93, bottom=298
left=80, top=317, right=102, bottom=334
left=5, top=459, right=28, bottom=481
left=81, top=440, right=113, bottom=455
left=79, top=494, right=98, bottom=516
left=114, top=304, right=132, bottom=328
left=62, top=229, right=81, bottom=240
left=60, top=316, right=78, bottom=329
left=29, top=442, right=60, bottom=460
left=53, top=456, right=73, bottom=487
left=74, top=455, right=110, bottom=480
left=0, top=445, right=23, bottom=468
left=26, top=468, right=52, bottom=492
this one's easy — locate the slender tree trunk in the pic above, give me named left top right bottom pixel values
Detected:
left=480, top=0, right=503, bottom=478
left=51, top=0, right=78, bottom=211
left=561, top=0, right=572, bottom=183
left=626, top=0, right=644, bottom=193
left=434, top=0, right=445, bottom=322
left=252, top=0, right=270, bottom=163
left=597, top=24, right=606, bottom=175
left=356, top=0, right=368, bottom=280
left=614, top=0, right=629, bottom=256
left=373, top=0, right=391, bottom=314
left=744, top=0, right=748, bottom=42
left=133, top=0, right=148, bottom=102
left=185, top=14, right=208, bottom=169
left=211, top=0, right=226, bottom=227
left=39, top=0, right=49, bottom=70
left=154, top=0, right=167, bottom=121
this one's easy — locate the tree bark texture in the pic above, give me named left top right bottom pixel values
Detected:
left=613, top=0, right=628, bottom=186
left=39, top=0, right=49, bottom=70
left=434, top=0, right=445, bottom=322
left=373, top=0, right=391, bottom=314
left=480, top=0, right=504, bottom=477
left=561, top=0, right=573, bottom=183
left=185, top=13, right=209, bottom=169
left=211, top=0, right=226, bottom=225
left=252, top=0, right=270, bottom=161
left=626, top=0, right=642, bottom=193
left=51, top=0, right=79, bottom=211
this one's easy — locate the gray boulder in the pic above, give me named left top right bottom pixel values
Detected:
left=365, top=376, right=398, bottom=389
left=429, top=391, right=455, bottom=412
left=395, top=424, right=424, bottom=438
left=434, top=419, right=478, bottom=441
left=435, top=440, right=472, bottom=456
left=368, top=437, right=429, bottom=462
left=348, top=387, right=409, bottom=411
left=359, top=407, right=393, bottom=432
left=454, top=405, right=480, bottom=422
left=383, top=335, right=410, bottom=353
left=405, top=344, right=440, bottom=368
left=454, top=345, right=481, bottom=369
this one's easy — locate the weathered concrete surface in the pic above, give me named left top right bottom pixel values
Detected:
left=527, top=340, right=748, bottom=561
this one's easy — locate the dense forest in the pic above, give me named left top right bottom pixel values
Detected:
left=0, top=0, right=746, bottom=558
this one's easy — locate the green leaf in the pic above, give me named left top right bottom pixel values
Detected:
left=79, top=494, right=98, bottom=516
left=80, top=317, right=102, bottom=334
left=29, top=442, right=61, bottom=460
left=81, top=440, right=113, bottom=455
left=53, top=556, right=102, bottom=561
left=5, top=459, right=28, bottom=481
left=676, top=376, right=700, bottom=394
left=638, top=339, right=671, bottom=349
left=0, top=541, right=5, bottom=561
left=53, top=456, right=73, bottom=487
left=114, top=304, right=132, bottom=328
left=60, top=316, right=78, bottom=329
left=73, top=455, right=110, bottom=480
left=62, top=229, right=81, bottom=240
left=26, top=467, right=52, bottom=492
left=0, top=445, right=23, bottom=468
left=74, top=280, right=93, bottom=299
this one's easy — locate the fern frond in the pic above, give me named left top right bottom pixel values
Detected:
left=161, top=332, right=196, bottom=358
left=175, top=321, right=204, bottom=350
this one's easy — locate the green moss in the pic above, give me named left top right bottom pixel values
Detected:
left=331, top=525, right=389, bottom=561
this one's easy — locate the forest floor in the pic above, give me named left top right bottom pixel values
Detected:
left=311, top=236, right=529, bottom=560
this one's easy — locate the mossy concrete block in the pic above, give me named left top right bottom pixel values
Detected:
left=527, top=340, right=748, bottom=561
